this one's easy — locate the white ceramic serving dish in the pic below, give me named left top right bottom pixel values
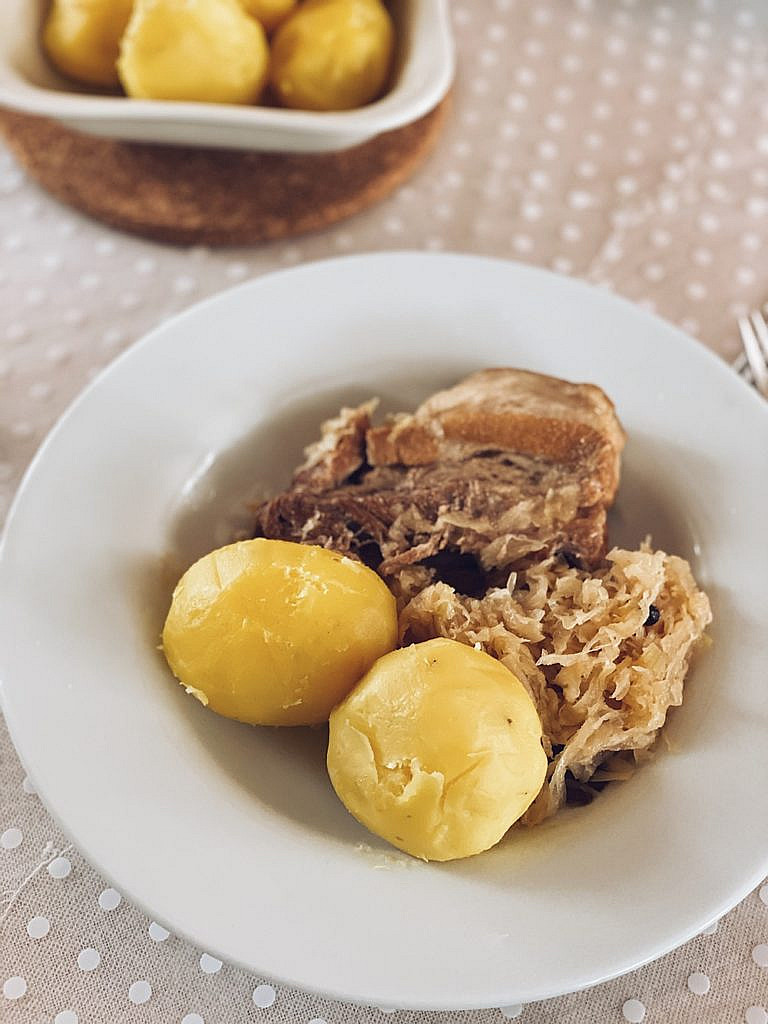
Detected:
left=0, top=1, right=453, bottom=152
left=1, top=253, right=767, bottom=1011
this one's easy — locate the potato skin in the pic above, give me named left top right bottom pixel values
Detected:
left=44, top=0, right=134, bottom=87
left=162, top=539, right=398, bottom=726
left=327, top=638, right=548, bottom=861
left=118, top=0, right=269, bottom=104
left=270, top=0, right=394, bottom=111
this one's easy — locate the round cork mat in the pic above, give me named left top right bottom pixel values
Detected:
left=0, top=99, right=448, bottom=247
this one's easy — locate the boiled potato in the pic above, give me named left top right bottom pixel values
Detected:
left=118, top=0, right=269, bottom=104
left=270, top=0, right=394, bottom=111
left=43, top=0, right=134, bottom=87
left=162, top=539, right=397, bottom=726
left=327, top=638, right=547, bottom=861
left=238, top=0, right=297, bottom=32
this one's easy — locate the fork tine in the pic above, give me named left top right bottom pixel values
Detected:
left=750, top=310, right=768, bottom=361
left=732, top=350, right=748, bottom=375
left=738, top=316, right=768, bottom=398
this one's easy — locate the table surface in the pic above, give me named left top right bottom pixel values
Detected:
left=2, top=2, right=767, bottom=1023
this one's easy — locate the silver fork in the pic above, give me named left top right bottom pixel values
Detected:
left=737, top=311, right=768, bottom=398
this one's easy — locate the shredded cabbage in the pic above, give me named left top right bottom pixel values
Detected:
left=399, top=544, right=712, bottom=824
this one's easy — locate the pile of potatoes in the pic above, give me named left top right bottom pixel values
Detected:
left=43, top=0, right=395, bottom=111
left=161, top=539, right=548, bottom=862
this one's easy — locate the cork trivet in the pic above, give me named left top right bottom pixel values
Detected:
left=0, top=99, right=448, bottom=247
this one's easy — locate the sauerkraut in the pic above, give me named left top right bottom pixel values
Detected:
left=399, top=543, right=712, bottom=824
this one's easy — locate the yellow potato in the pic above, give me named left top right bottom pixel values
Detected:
left=327, top=638, right=547, bottom=861
left=238, top=0, right=297, bottom=32
left=162, top=539, right=397, bottom=726
left=43, top=0, right=134, bottom=88
left=118, top=0, right=269, bottom=104
left=270, top=0, right=394, bottom=111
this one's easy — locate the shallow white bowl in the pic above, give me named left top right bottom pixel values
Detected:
left=1, top=254, right=767, bottom=1011
left=0, top=1, right=453, bottom=152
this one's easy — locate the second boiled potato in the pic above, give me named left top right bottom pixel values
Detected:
left=118, top=0, right=269, bottom=104
left=328, top=638, right=548, bottom=861
left=44, top=0, right=134, bottom=87
left=270, top=0, right=394, bottom=111
left=161, top=539, right=397, bottom=726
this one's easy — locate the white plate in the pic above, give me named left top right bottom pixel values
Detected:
left=0, top=1, right=453, bottom=152
left=1, top=253, right=767, bottom=1011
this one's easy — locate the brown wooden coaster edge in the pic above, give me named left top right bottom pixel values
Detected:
left=0, top=97, right=449, bottom=247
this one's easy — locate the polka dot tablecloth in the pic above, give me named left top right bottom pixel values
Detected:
left=1, top=1, right=768, bottom=1022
